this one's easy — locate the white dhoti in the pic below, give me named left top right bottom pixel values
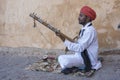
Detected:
left=58, top=53, right=84, bottom=69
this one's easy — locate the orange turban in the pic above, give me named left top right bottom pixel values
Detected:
left=80, top=6, right=96, bottom=20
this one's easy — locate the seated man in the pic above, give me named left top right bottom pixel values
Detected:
left=56, top=6, right=102, bottom=77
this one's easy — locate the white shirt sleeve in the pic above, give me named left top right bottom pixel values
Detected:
left=64, top=29, right=95, bottom=52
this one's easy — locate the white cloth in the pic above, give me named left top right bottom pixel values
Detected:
left=58, top=22, right=102, bottom=70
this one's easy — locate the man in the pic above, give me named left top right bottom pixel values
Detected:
left=56, top=6, right=102, bottom=77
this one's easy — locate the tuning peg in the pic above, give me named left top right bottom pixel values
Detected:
left=32, top=12, right=36, bottom=16
left=33, top=12, right=34, bottom=14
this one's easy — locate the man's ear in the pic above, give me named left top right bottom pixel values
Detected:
left=86, top=16, right=91, bottom=22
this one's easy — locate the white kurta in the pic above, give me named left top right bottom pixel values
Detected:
left=58, top=22, right=102, bottom=70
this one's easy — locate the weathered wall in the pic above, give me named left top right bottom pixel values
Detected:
left=0, top=0, right=120, bottom=50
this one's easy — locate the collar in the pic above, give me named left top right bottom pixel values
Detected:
left=82, top=22, right=92, bottom=29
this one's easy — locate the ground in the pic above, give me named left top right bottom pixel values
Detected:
left=0, top=47, right=120, bottom=80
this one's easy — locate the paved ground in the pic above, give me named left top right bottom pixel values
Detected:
left=0, top=47, right=120, bottom=80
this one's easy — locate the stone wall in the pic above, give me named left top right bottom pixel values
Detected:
left=0, top=0, right=120, bottom=50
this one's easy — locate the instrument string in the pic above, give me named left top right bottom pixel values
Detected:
left=32, top=6, right=52, bottom=45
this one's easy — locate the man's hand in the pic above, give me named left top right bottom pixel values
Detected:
left=55, top=31, right=65, bottom=42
